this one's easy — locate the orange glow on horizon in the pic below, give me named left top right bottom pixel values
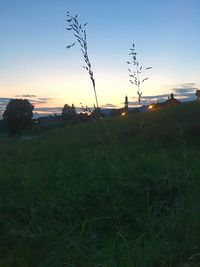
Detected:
left=148, top=104, right=154, bottom=110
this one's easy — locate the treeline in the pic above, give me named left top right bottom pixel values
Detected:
left=61, top=103, right=102, bottom=121
left=1, top=99, right=104, bottom=138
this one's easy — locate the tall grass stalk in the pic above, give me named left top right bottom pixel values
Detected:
left=66, top=11, right=99, bottom=108
left=127, top=43, right=152, bottom=106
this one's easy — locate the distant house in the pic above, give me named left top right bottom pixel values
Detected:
left=148, top=93, right=181, bottom=110
left=164, top=93, right=181, bottom=106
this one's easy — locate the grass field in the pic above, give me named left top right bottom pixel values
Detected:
left=1, top=102, right=200, bottom=267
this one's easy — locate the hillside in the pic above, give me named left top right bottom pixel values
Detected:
left=1, top=102, right=200, bottom=267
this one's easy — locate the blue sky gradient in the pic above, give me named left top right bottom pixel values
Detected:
left=0, top=0, right=199, bottom=114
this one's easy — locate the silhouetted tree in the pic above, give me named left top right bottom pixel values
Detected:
left=3, top=99, right=34, bottom=137
left=62, top=104, right=76, bottom=120
left=71, top=104, right=76, bottom=114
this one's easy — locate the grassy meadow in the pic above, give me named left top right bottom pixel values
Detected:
left=1, top=102, right=200, bottom=266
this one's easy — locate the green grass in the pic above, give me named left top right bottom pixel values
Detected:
left=1, top=102, right=200, bottom=266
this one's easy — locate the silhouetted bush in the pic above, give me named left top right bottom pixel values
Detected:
left=90, top=108, right=103, bottom=119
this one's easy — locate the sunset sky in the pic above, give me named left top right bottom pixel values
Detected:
left=0, top=0, right=199, bottom=116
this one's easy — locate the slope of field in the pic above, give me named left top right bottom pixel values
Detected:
left=1, top=102, right=200, bottom=267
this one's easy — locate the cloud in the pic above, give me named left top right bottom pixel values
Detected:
left=33, top=107, right=63, bottom=118
left=128, top=87, right=197, bottom=106
left=0, top=96, right=53, bottom=118
left=171, top=83, right=198, bottom=102
left=36, top=97, right=52, bottom=101
left=30, top=97, right=52, bottom=105
left=15, top=94, right=37, bottom=98
left=126, top=83, right=198, bottom=106
left=173, top=89, right=196, bottom=94
left=101, top=103, right=118, bottom=108
left=14, top=95, right=52, bottom=105
left=173, top=83, right=198, bottom=94
left=34, top=107, right=62, bottom=113
left=183, top=83, right=195, bottom=86
left=1, top=95, right=52, bottom=105
left=124, top=94, right=170, bottom=107
left=0, top=97, right=11, bottom=103
left=0, top=98, right=11, bottom=118
left=0, top=98, right=10, bottom=109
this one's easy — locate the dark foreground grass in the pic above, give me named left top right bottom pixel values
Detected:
left=1, top=102, right=200, bottom=267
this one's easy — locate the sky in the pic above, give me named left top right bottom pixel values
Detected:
left=0, top=0, right=200, bottom=116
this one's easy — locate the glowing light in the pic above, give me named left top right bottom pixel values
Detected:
left=148, top=105, right=154, bottom=110
left=121, top=112, right=126, bottom=116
